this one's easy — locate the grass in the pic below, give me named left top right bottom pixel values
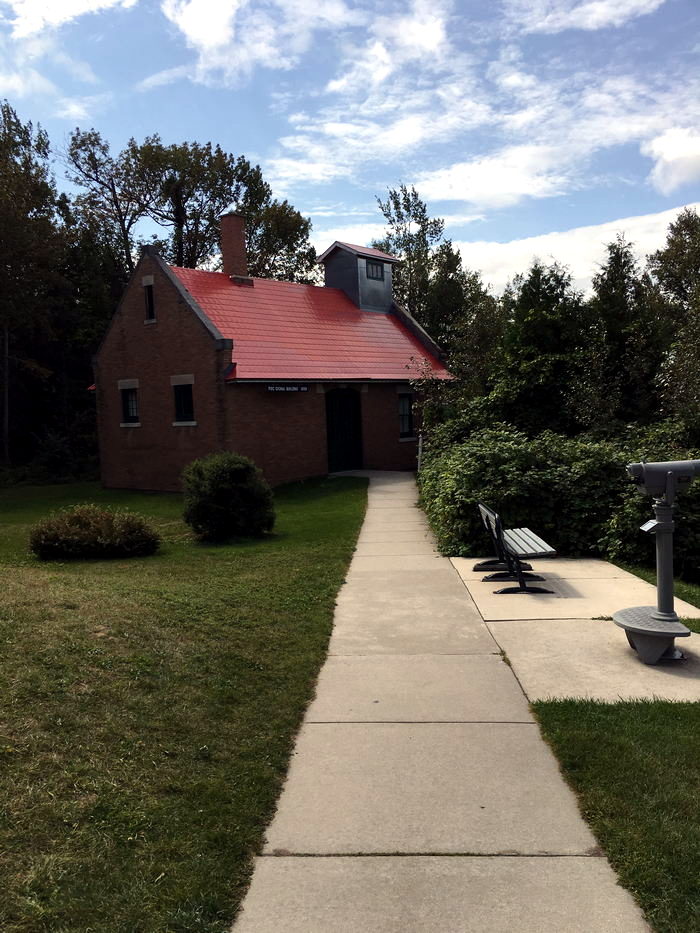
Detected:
left=533, top=562, right=700, bottom=932
left=0, top=477, right=367, bottom=933
left=534, top=700, right=700, bottom=933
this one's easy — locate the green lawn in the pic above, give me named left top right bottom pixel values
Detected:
left=0, top=477, right=367, bottom=933
left=535, top=700, right=700, bottom=933
left=534, top=565, right=700, bottom=933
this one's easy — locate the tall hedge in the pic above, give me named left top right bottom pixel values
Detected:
left=418, top=421, right=700, bottom=580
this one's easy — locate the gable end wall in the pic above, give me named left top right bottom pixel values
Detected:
left=95, top=254, right=230, bottom=491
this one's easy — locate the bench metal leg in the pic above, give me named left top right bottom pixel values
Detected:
left=482, top=571, right=545, bottom=582
left=494, top=583, right=554, bottom=594
left=493, top=556, right=554, bottom=594
left=473, top=558, right=532, bottom=572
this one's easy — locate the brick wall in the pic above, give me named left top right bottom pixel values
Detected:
left=95, top=254, right=231, bottom=492
left=225, top=384, right=328, bottom=487
left=360, top=383, right=418, bottom=471
left=224, top=383, right=417, bottom=485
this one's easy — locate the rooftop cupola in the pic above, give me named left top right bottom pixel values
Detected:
left=318, top=241, right=399, bottom=312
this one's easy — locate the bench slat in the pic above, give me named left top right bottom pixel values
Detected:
left=503, top=527, right=556, bottom=558
left=510, top=527, right=555, bottom=554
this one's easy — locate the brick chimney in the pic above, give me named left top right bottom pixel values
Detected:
left=220, top=212, right=248, bottom=277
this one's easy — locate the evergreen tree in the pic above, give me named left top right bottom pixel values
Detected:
left=493, top=261, right=589, bottom=434
left=588, top=236, right=671, bottom=425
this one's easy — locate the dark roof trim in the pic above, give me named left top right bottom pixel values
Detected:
left=391, top=301, right=446, bottom=362
left=229, top=378, right=419, bottom=384
left=317, top=241, right=400, bottom=264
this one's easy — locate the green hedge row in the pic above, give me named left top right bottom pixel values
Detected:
left=418, top=421, right=700, bottom=580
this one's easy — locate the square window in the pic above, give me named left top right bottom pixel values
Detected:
left=121, top=387, right=139, bottom=423
left=173, top=383, right=194, bottom=422
left=398, top=393, right=414, bottom=438
left=366, top=259, right=384, bottom=281
left=144, top=284, right=155, bottom=320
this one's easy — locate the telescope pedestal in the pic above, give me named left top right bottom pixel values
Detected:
left=613, top=605, right=690, bottom=665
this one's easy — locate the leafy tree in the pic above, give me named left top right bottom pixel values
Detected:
left=0, top=100, right=61, bottom=464
left=422, top=241, right=468, bottom=348
left=232, top=167, right=316, bottom=281
left=67, top=130, right=317, bottom=280
left=65, top=128, right=154, bottom=273
left=130, top=135, right=251, bottom=268
left=424, top=246, right=504, bottom=389
left=373, top=184, right=444, bottom=324
left=448, top=268, right=506, bottom=397
left=657, top=292, right=700, bottom=437
left=647, top=207, right=700, bottom=313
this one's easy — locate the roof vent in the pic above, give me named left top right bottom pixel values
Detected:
left=230, top=275, right=254, bottom=287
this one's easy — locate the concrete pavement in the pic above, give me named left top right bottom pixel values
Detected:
left=451, top=556, right=700, bottom=701
left=232, top=473, right=649, bottom=932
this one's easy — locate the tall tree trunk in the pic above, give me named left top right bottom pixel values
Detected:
left=2, top=323, right=9, bottom=466
left=110, top=180, right=134, bottom=273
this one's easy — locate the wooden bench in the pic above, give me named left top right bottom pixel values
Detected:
left=474, top=503, right=557, bottom=594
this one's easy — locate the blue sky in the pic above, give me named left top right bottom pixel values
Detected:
left=1, top=0, right=699, bottom=292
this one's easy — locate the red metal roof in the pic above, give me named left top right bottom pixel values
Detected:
left=170, top=267, right=449, bottom=382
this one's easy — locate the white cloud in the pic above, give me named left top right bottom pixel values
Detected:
left=0, top=63, right=55, bottom=96
left=326, top=0, right=449, bottom=96
left=262, top=0, right=699, bottom=205
left=55, top=92, right=111, bottom=119
left=454, top=203, right=700, bottom=295
left=310, top=221, right=388, bottom=255
left=154, top=0, right=363, bottom=86
left=0, top=10, right=111, bottom=108
left=504, top=0, right=666, bottom=34
left=160, top=0, right=241, bottom=51
left=643, top=128, right=700, bottom=195
left=135, top=63, right=190, bottom=90
left=266, top=1, right=497, bottom=191
left=0, top=0, right=138, bottom=38
left=416, top=144, right=572, bottom=209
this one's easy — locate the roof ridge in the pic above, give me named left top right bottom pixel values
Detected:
left=171, top=266, right=359, bottom=297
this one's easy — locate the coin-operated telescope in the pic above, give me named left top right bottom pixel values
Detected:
left=627, top=460, right=700, bottom=498
left=613, top=459, right=700, bottom=664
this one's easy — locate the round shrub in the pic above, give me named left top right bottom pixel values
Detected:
left=29, top=504, right=161, bottom=561
left=182, top=452, right=275, bottom=541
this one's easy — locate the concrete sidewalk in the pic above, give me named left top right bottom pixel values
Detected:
left=232, top=473, right=648, bottom=932
left=451, top=557, right=700, bottom=701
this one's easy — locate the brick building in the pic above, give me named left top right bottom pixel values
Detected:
left=94, top=213, right=450, bottom=491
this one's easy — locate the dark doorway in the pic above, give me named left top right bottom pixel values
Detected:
left=325, top=387, right=363, bottom=472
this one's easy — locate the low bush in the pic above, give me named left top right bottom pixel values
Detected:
left=29, top=504, right=161, bottom=560
left=419, top=420, right=700, bottom=579
left=182, top=451, right=275, bottom=541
